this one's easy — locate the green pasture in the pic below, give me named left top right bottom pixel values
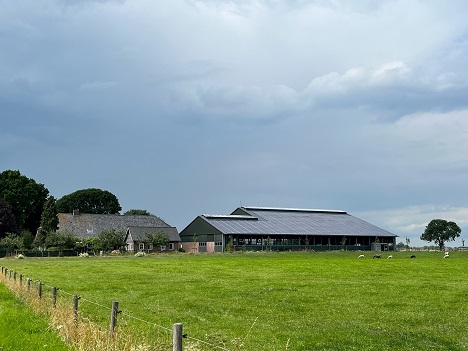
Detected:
left=0, top=282, right=74, bottom=351
left=1, top=251, right=468, bottom=351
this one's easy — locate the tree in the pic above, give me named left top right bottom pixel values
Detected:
left=420, top=219, right=461, bottom=250
left=97, top=229, right=125, bottom=252
left=144, top=232, right=170, bottom=249
left=0, top=170, right=49, bottom=234
left=35, top=196, right=59, bottom=247
left=0, top=198, right=18, bottom=238
left=44, top=231, right=78, bottom=256
left=56, top=188, right=121, bottom=214
left=40, top=196, right=59, bottom=234
left=124, top=209, right=153, bottom=216
left=0, top=233, right=22, bottom=255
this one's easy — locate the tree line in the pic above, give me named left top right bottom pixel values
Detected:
left=0, top=169, right=168, bottom=256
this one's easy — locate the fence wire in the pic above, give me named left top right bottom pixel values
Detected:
left=1, top=265, right=234, bottom=351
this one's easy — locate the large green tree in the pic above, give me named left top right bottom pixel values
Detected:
left=0, top=198, right=17, bottom=238
left=56, top=188, right=121, bottom=214
left=0, top=170, right=49, bottom=234
left=420, top=219, right=461, bottom=250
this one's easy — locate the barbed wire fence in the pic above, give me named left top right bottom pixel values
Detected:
left=0, top=265, right=235, bottom=351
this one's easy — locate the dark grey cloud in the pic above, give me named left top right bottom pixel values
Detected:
left=1, top=0, right=468, bottom=246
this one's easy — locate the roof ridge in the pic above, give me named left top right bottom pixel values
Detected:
left=241, top=206, right=347, bottom=214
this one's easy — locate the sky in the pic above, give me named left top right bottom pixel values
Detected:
left=1, top=0, right=468, bottom=247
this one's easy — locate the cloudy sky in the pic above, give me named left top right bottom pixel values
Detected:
left=2, top=0, right=468, bottom=247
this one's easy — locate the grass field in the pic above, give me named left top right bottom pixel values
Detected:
left=0, top=282, right=74, bottom=351
left=1, top=251, right=468, bottom=351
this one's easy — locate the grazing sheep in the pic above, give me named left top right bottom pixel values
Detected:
left=410, top=255, right=416, bottom=258
left=444, top=253, right=450, bottom=258
left=373, top=254, right=382, bottom=259
left=358, top=254, right=365, bottom=258
left=387, top=255, right=393, bottom=259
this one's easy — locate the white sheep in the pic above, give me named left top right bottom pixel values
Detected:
left=358, top=254, right=365, bottom=258
left=444, top=253, right=450, bottom=258
left=387, top=255, right=393, bottom=259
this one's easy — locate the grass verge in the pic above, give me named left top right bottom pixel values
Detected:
left=0, top=281, right=74, bottom=351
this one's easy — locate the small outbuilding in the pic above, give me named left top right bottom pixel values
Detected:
left=179, top=206, right=397, bottom=252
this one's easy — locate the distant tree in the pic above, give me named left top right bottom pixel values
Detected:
left=0, top=233, right=22, bottom=255
left=44, top=231, right=78, bottom=256
left=0, top=198, right=18, bottom=239
left=35, top=196, right=59, bottom=247
left=405, top=237, right=411, bottom=248
left=0, top=170, right=49, bottom=234
left=396, top=242, right=406, bottom=250
left=56, top=188, right=121, bottom=214
left=124, top=209, right=153, bottom=216
left=144, top=232, right=170, bottom=249
left=97, top=229, right=125, bottom=252
left=420, top=219, right=461, bottom=250
left=20, top=230, right=34, bottom=250
left=40, top=196, right=59, bottom=234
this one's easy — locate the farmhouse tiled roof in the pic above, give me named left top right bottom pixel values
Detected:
left=57, top=212, right=171, bottom=239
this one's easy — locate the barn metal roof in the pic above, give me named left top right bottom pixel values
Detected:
left=200, top=206, right=396, bottom=237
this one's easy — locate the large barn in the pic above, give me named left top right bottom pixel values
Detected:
left=179, top=206, right=397, bottom=253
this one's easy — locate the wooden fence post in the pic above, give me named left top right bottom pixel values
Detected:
left=38, top=282, right=43, bottom=299
left=13, top=271, right=17, bottom=281
left=52, top=287, right=58, bottom=308
left=9, top=269, right=12, bottom=279
left=173, top=323, right=183, bottom=351
left=73, top=295, right=80, bottom=323
left=109, top=301, right=119, bottom=336
left=19, top=274, right=23, bottom=285
left=27, top=278, right=31, bottom=292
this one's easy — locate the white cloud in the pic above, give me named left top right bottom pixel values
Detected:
left=356, top=205, right=468, bottom=247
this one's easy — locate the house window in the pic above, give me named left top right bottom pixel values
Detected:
left=128, top=244, right=133, bottom=251
left=139, top=243, right=145, bottom=251
left=215, top=242, right=222, bottom=246
left=169, top=243, right=174, bottom=250
left=161, top=245, right=166, bottom=251
left=199, top=242, right=207, bottom=247
left=149, top=244, right=153, bottom=250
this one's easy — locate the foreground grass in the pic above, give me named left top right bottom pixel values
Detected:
left=0, top=282, right=74, bottom=351
left=2, top=251, right=468, bottom=351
